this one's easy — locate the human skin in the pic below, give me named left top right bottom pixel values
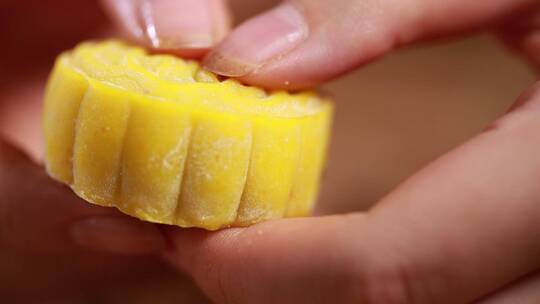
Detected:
left=0, top=1, right=208, bottom=302
left=2, top=0, right=540, bottom=303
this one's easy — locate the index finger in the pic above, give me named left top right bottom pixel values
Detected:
left=203, top=0, right=536, bottom=89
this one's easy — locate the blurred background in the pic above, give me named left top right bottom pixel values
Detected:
left=0, top=0, right=536, bottom=302
left=317, top=34, right=535, bottom=213
left=0, top=0, right=535, bottom=215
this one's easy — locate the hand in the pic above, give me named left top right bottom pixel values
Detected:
left=104, top=0, right=540, bottom=303
left=0, top=1, right=208, bottom=302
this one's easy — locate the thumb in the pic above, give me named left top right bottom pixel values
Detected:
left=204, top=0, right=535, bottom=89
left=163, top=80, right=540, bottom=303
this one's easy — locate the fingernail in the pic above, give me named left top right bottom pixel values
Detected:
left=137, top=0, right=218, bottom=49
left=103, top=0, right=145, bottom=40
left=70, top=216, right=166, bottom=254
left=204, top=3, right=308, bottom=77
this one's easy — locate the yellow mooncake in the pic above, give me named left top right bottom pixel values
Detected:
left=43, top=41, right=332, bottom=230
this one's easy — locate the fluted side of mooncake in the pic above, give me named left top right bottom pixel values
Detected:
left=44, top=41, right=332, bottom=230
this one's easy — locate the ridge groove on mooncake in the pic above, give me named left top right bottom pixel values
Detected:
left=69, top=82, right=88, bottom=187
left=173, top=120, right=194, bottom=226
left=43, top=40, right=333, bottom=230
left=235, top=125, right=256, bottom=224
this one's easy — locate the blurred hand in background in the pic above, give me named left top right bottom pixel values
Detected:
left=0, top=1, right=207, bottom=303
left=2, top=0, right=540, bottom=303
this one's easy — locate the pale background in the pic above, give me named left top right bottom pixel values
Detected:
left=318, top=37, right=535, bottom=213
